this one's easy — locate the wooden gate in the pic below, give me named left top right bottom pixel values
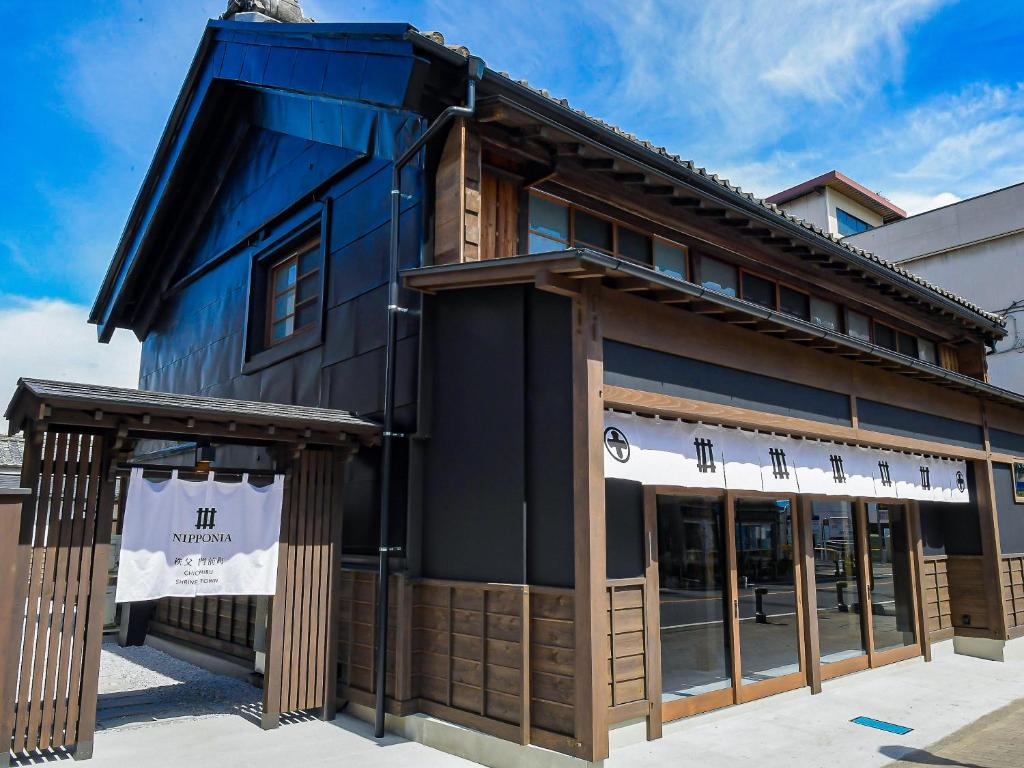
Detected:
left=1, top=430, right=114, bottom=763
left=261, top=448, right=347, bottom=728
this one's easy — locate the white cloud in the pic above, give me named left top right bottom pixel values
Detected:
left=583, top=0, right=947, bottom=149
left=0, top=297, right=140, bottom=431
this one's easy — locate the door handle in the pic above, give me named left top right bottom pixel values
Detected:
left=734, top=599, right=739, bottom=619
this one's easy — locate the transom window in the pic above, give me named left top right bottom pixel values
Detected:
left=267, top=239, right=321, bottom=346
left=528, top=193, right=688, bottom=278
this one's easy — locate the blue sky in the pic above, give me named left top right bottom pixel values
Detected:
left=0, top=0, right=1023, bottom=397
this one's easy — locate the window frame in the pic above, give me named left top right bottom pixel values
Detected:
left=778, top=282, right=812, bottom=322
left=265, top=240, right=322, bottom=348
left=836, top=207, right=873, bottom=237
left=739, top=268, right=778, bottom=310
left=242, top=205, right=328, bottom=376
left=527, top=191, right=687, bottom=271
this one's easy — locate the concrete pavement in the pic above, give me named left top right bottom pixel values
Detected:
left=30, top=639, right=1024, bottom=767
left=608, top=641, right=1024, bottom=768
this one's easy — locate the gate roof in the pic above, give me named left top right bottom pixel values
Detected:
left=5, top=378, right=380, bottom=447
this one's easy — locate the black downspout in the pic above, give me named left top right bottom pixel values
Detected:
left=373, top=55, right=485, bottom=739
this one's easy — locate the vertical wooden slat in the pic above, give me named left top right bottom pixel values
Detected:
left=20, top=431, right=68, bottom=753
left=71, top=442, right=115, bottom=761
left=307, top=453, right=324, bottom=711
left=281, top=452, right=304, bottom=712
left=64, top=435, right=104, bottom=747
left=798, top=496, right=822, bottom=694
left=42, top=435, right=91, bottom=749
left=642, top=486, right=662, bottom=741
left=297, top=451, right=317, bottom=710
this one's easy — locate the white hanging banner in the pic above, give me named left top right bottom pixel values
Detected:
left=603, top=412, right=970, bottom=504
left=116, top=468, right=284, bottom=602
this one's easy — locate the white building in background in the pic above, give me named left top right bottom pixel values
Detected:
left=846, top=182, right=1024, bottom=395
left=770, top=173, right=1024, bottom=395
left=766, top=169, right=906, bottom=237
left=0, top=435, right=23, bottom=490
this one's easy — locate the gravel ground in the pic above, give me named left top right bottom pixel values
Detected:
left=97, top=643, right=261, bottom=731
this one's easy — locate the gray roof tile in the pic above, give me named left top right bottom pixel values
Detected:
left=412, top=29, right=1003, bottom=328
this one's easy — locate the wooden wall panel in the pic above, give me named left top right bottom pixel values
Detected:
left=605, top=579, right=648, bottom=716
left=947, top=555, right=990, bottom=631
left=335, top=572, right=581, bottom=756
left=434, top=119, right=482, bottom=265
left=480, top=171, right=519, bottom=261
left=2, top=430, right=113, bottom=761
left=1001, top=555, right=1024, bottom=633
left=922, top=557, right=953, bottom=640
left=262, top=448, right=345, bottom=727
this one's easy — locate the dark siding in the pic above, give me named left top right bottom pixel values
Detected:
left=857, top=400, right=984, bottom=449
left=421, top=287, right=527, bottom=583
left=990, top=428, right=1024, bottom=457
left=994, top=462, right=1024, bottom=555
left=603, top=340, right=851, bottom=425
left=606, top=479, right=644, bottom=579
left=136, top=35, right=429, bottom=558
left=420, top=287, right=577, bottom=586
left=525, top=290, right=575, bottom=588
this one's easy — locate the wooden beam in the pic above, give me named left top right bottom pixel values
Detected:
left=535, top=269, right=581, bottom=298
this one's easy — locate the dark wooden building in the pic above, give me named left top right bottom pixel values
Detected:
left=79, top=12, right=1024, bottom=765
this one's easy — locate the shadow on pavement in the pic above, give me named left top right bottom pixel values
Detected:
left=880, top=744, right=989, bottom=768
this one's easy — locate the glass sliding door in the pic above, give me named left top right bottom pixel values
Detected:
left=866, top=503, right=918, bottom=654
left=811, top=501, right=868, bottom=675
left=657, top=495, right=733, bottom=716
left=733, top=497, right=803, bottom=694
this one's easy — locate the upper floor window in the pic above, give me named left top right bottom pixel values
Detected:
left=836, top=207, right=872, bottom=237
left=810, top=296, right=841, bottom=331
left=267, top=238, right=321, bottom=346
left=698, top=255, right=738, bottom=297
left=527, top=193, right=688, bottom=278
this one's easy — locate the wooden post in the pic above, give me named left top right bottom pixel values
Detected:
left=0, top=429, right=39, bottom=768
left=642, top=487, right=663, bottom=740
left=973, top=459, right=1009, bottom=641
left=519, top=586, right=531, bottom=746
left=798, top=496, right=822, bottom=693
left=908, top=503, right=932, bottom=662
left=571, top=281, right=609, bottom=761
left=0, top=487, right=32, bottom=768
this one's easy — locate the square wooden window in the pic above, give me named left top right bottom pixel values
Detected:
left=742, top=272, right=776, bottom=309
left=267, top=239, right=321, bottom=346
left=779, top=285, right=810, bottom=320
left=897, top=331, right=918, bottom=358
left=873, top=322, right=898, bottom=351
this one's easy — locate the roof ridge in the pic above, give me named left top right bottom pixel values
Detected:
left=409, top=28, right=1003, bottom=328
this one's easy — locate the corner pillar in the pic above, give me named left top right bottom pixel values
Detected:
left=571, top=281, right=609, bottom=761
